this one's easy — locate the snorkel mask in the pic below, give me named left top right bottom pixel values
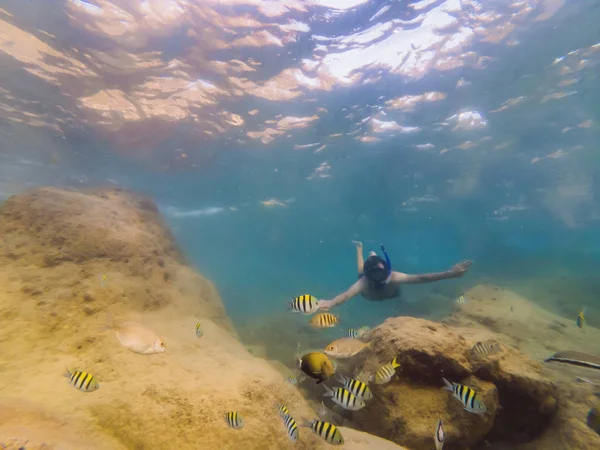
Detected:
left=363, top=244, right=392, bottom=288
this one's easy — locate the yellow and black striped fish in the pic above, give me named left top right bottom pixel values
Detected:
left=224, top=411, right=244, bottom=429
left=195, top=322, right=203, bottom=338
left=323, top=385, right=366, bottom=411
left=277, top=403, right=290, bottom=418
left=309, top=312, right=338, bottom=329
left=306, top=419, right=344, bottom=445
left=99, top=274, right=107, bottom=287
left=471, top=340, right=499, bottom=357
left=347, top=326, right=370, bottom=338
left=441, top=378, right=486, bottom=414
left=64, top=368, right=99, bottom=392
left=289, top=294, right=319, bottom=315
left=372, top=356, right=400, bottom=385
left=337, top=373, right=373, bottom=400
left=281, top=413, right=299, bottom=441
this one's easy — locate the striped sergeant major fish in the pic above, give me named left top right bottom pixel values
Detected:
left=323, top=385, right=366, bottom=411
left=337, top=373, right=373, bottom=400
left=64, top=368, right=100, bottom=392
left=347, top=325, right=370, bottom=338
left=276, top=403, right=290, bottom=418
left=435, top=418, right=445, bottom=450
left=577, top=307, right=587, bottom=328
left=195, top=321, right=203, bottom=338
left=471, top=340, right=500, bottom=357
left=281, top=413, right=299, bottom=441
left=304, top=419, right=344, bottom=445
left=289, top=294, right=320, bottom=315
left=442, top=377, right=486, bottom=414
left=309, top=312, right=339, bottom=329
left=224, top=411, right=244, bottom=429
left=370, top=356, right=400, bottom=384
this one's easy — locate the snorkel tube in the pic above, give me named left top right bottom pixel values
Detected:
left=380, top=244, right=392, bottom=283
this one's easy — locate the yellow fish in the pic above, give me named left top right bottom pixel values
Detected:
left=195, top=322, right=203, bottom=338
left=577, top=309, right=586, bottom=328
left=298, top=352, right=335, bottom=384
left=309, top=312, right=338, bottom=329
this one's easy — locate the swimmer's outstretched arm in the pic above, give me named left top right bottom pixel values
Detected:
left=391, top=260, right=472, bottom=284
left=318, top=278, right=366, bottom=310
left=353, top=241, right=364, bottom=276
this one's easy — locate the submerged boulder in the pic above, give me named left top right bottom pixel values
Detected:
left=0, top=187, right=338, bottom=449
left=348, top=317, right=558, bottom=449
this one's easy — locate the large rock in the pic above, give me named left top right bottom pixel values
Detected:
left=348, top=316, right=558, bottom=449
left=443, top=284, right=600, bottom=449
left=0, top=187, right=337, bottom=449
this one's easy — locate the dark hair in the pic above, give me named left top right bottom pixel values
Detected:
left=363, top=255, right=390, bottom=284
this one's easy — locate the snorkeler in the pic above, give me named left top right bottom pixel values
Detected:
left=318, top=241, right=472, bottom=310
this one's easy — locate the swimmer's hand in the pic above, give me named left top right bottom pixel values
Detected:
left=448, top=260, right=472, bottom=278
left=352, top=240, right=363, bottom=249
left=318, top=299, right=333, bottom=311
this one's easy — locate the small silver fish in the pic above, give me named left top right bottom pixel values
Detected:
left=317, top=401, right=328, bottom=418
left=323, top=385, right=366, bottom=411
left=195, top=322, right=203, bottom=338
left=442, top=377, right=486, bottom=414
left=224, top=411, right=244, bottom=429
left=435, top=418, right=445, bottom=450
left=575, top=377, right=599, bottom=386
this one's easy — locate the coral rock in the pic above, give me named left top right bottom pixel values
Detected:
left=350, top=316, right=557, bottom=449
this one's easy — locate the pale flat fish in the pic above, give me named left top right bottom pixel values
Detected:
left=324, top=338, right=371, bottom=359
left=106, top=313, right=166, bottom=355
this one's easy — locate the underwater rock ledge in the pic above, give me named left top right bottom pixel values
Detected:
left=348, top=316, right=557, bottom=449
left=0, top=186, right=350, bottom=449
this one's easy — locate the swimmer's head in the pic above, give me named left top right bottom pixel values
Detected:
left=363, top=244, right=392, bottom=286
left=364, top=257, right=390, bottom=285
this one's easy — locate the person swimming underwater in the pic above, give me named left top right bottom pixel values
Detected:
left=318, top=241, right=472, bottom=310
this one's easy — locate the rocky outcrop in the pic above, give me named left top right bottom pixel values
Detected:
left=344, top=316, right=558, bottom=449
left=0, top=187, right=338, bottom=449
left=445, top=285, right=600, bottom=449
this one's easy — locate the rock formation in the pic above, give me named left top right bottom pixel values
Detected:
left=1, top=187, right=380, bottom=449
left=337, top=316, right=554, bottom=449
left=446, top=285, right=600, bottom=449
